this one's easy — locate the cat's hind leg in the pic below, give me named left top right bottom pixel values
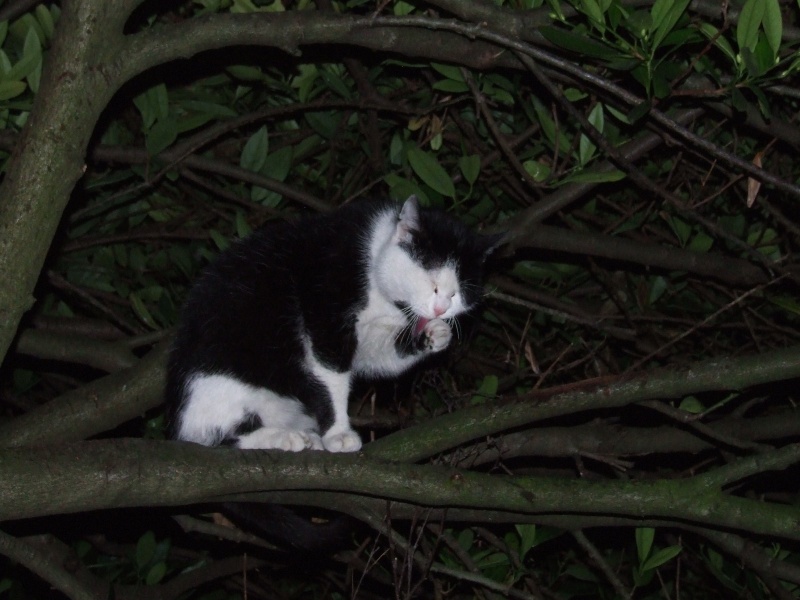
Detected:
left=237, top=427, right=323, bottom=451
left=178, top=373, right=323, bottom=451
left=233, top=388, right=324, bottom=451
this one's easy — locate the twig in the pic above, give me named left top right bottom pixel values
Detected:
left=638, top=400, right=772, bottom=453
left=572, top=530, right=633, bottom=599
left=461, top=67, right=542, bottom=191
left=691, top=526, right=800, bottom=590
left=628, top=275, right=788, bottom=372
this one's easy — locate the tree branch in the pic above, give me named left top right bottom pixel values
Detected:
left=1, top=438, right=799, bottom=541
left=366, top=345, right=800, bottom=462
left=0, top=343, right=167, bottom=448
left=0, top=530, right=96, bottom=600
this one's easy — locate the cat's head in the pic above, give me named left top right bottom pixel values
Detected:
left=374, top=196, right=502, bottom=330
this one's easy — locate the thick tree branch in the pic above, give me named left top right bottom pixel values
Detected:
left=14, top=328, right=139, bottom=373
left=0, top=1, right=134, bottom=362
left=0, top=438, right=798, bottom=541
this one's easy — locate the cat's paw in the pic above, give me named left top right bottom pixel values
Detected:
left=423, top=318, right=452, bottom=353
left=238, top=428, right=324, bottom=452
left=322, top=429, right=362, bottom=453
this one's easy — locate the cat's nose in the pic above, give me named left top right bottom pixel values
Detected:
left=433, top=302, right=449, bottom=317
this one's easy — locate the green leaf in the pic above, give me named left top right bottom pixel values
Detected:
left=235, top=211, right=252, bottom=238
left=560, top=168, right=626, bottom=185
left=130, top=292, right=159, bottom=329
left=579, top=103, right=604, bottom=165
left=471, top=374, right=498, bottom=405
left=209, top=229, right=230, bottom=252
left=650, top=0, right=672, bottom=30
left=34, top=4, right=56, bottom=39
left=6, top=27, right=42, bottom=83
left=240, top=125, right=269, bottom=172
left=650, top=0, right=691, bottom=49
left=393, top=0, right=415, bottom=15
left=145, top=562, right=167, bottom=586
left=456, top=528, right=474, bottom=550
left=751, top=34, right=776, bottom=77
left=636, top=527, right=655, bottom=565
left=384, top=173, right=428, bottom=205
left=688, top=231, right=714, bottom=253
left=648, top=276, right=668, bottom=305
left=226, top=64, right=264, bottom=82
left=516, top=524, right=537, bottom=559
left=134, top=84, right=169, bottom=129
left=579, top=0, right=604, bottom=29
left=769, top=294, right=800, bottom=316
left=264, top=146, right=293, bottom=181
left=523, top=160, right=551, bottom=182
left=253, top=146, right=293, bottom=205
left=305, top=111, right=338, bottom=139
left=699, top=24, right=737, bottom=65
left=407, top=146, right=455, bottom=198
left=641, top=545, right=682, bottom=571
left=291, top=64, right=318, bottom=103
left=319, top=66, right=352, bottom=100
left=539, top=26, right=616, bottom=59
left=0, top=80, right=27, bottom=100
left=431, top=63, right=464, bottom=82
left=135, top=531, right=157, bottom=569
left=458, top=154, right=480, bottom=186
left=432, top=79, right=470, bottom=93
left=762, top=0, right=782, bottom=55
left=531, top=97, right=570, bottom=153
left=679, top=396, right=705, bottom=413
left=666, top=215, right=691, bottom=247
left=737, top=0, right=765, bottom=53
left=145, top=118, right=178, bottom=155
left=9, top=14, right=44, bottom=46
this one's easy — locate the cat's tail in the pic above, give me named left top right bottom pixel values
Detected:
left=221, top=502, right=358, bottom=554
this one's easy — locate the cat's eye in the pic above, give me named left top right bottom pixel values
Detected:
left=434, top=286, right=438, bottom=294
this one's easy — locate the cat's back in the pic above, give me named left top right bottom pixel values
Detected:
left=185, top=200, right=389, bottom=301
left=169, top=200, right=394, bottom=370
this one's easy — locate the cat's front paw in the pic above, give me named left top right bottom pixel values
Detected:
left=322, top=429, right=362, bottom=453
left=422, top=318, right=452, bottom=353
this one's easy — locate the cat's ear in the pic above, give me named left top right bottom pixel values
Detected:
left=396, top=195, right=421, bottom=243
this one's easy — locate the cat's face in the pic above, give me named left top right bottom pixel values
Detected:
left=374, top=197, right=498, bottom=325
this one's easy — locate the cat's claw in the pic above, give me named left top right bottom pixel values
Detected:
left=238, top=428, right=324, bottom=452
left=423, top=318, right=452, bottom=352
left=322, top=429, right=362, bottom=453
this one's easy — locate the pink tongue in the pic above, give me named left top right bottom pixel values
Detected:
left=414, top=317, right=430, bottom=336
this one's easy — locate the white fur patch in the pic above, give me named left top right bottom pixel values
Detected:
left=177, top=373, right=318, bottom=448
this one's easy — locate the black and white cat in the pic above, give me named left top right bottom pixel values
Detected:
left=166, top=196, right=499, bottom=453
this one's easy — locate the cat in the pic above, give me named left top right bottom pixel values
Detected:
left=166, top=195, right=500, bottom=454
